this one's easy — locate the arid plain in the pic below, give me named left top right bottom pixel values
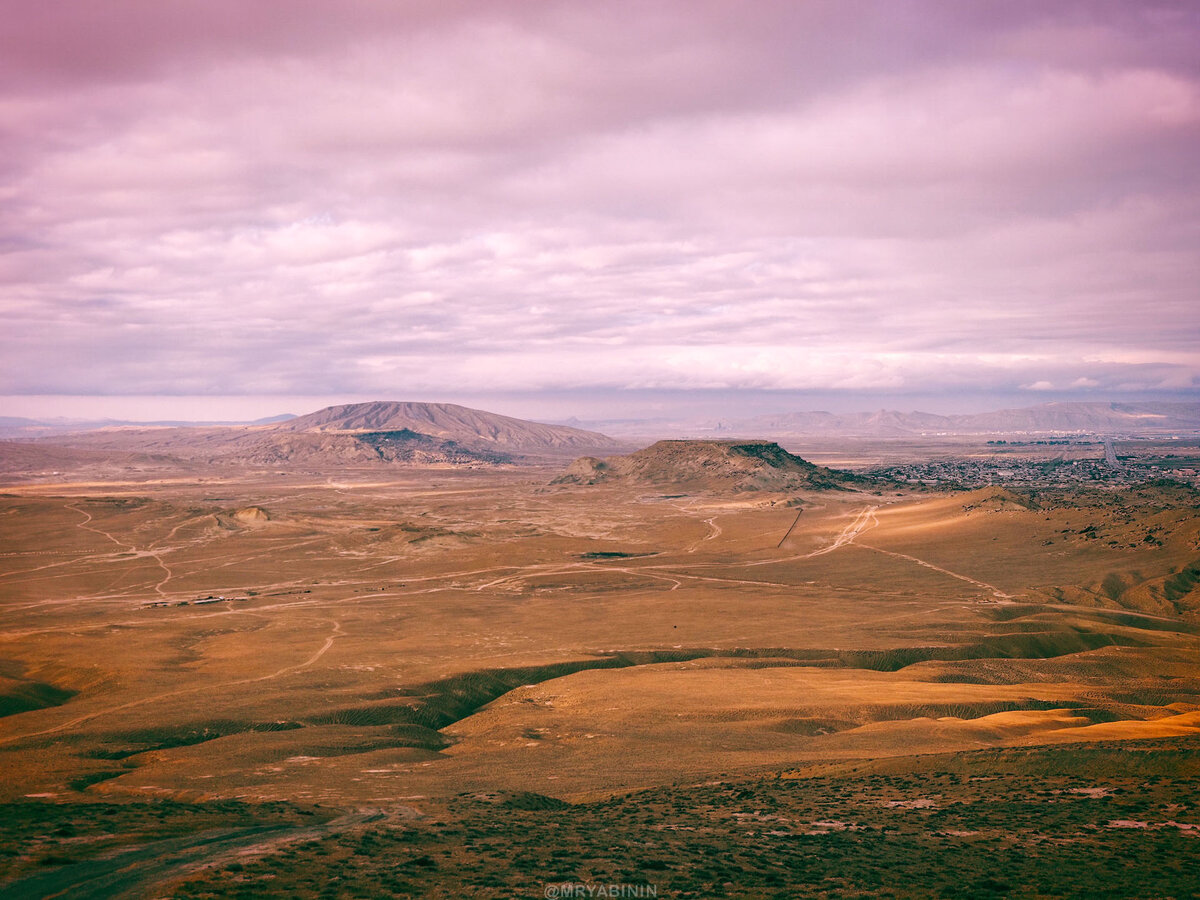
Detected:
left=2, top=406, right=1200, bottom=898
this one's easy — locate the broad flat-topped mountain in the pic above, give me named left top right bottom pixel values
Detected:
left=277, top=401, right=618, bottom=451
left=555, top=439, right=863, bottom=492
left=14, top=402, right=624, bottom=470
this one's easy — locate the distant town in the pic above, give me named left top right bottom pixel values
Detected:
left=869, top=438, right=1200, bottom=490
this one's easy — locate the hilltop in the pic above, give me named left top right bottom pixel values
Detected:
left=554, top=439, right=863, bottom=492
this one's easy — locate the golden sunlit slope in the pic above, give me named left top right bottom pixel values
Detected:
left=852, top=485, right=1200, bottom=616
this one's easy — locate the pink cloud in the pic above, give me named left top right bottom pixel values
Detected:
left=1, top=1, right=1197, bottom=407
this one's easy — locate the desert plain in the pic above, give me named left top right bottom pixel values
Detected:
left=1, top=419, right=1200, bottom=898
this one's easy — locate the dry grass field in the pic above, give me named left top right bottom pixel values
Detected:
left=1, top=449, right=1199, bottom=897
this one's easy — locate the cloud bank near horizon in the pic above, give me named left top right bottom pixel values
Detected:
left=3, top=1, right=1198, bottom=406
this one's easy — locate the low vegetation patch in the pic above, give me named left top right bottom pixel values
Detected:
left=20, top=740, right=1180, bottom=899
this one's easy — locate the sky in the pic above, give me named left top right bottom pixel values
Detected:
left=2, top=0, right=1199, bottom=422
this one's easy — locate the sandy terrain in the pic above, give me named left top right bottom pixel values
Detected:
left=1, top=450, right=1198, bottom=895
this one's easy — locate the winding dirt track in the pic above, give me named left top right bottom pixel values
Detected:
left=65, top=504, right=133, bottom=552
left=1, top=808, right=404, bottom=900
left=859, top=543, right=1013, bottom=599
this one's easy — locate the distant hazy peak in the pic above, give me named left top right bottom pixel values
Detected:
left=730, top=400, right=1200, bottom=438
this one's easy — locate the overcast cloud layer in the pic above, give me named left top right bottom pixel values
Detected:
left=2, top=1, right=1198, bottom=417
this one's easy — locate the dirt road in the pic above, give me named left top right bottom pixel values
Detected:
left=1, top=808, right=400, bottom=899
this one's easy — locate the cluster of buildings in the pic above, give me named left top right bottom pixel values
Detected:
left=872, top=453, right=1198, bottom=491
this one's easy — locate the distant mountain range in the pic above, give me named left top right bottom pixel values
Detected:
left=0, top=413, right=295, bottom=439
left=571, top=401, right=1200, bottom=440
left=735, top=401, right=1200, bottom=437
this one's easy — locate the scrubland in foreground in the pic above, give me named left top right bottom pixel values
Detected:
left=1, top=448, right=1199, bottom=897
